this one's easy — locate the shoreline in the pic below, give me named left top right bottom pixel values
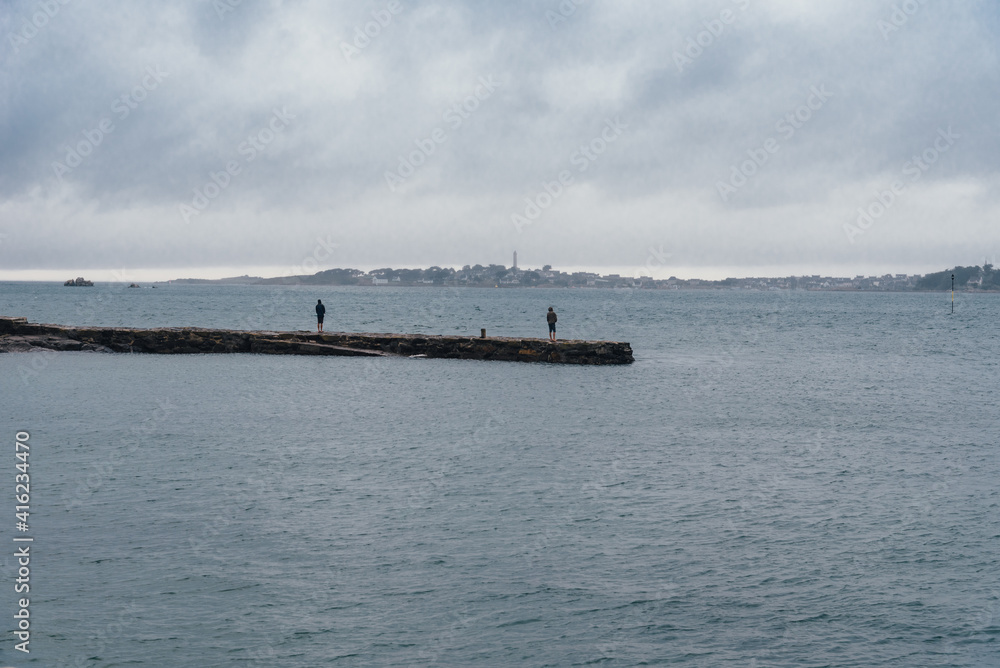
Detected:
left=3, top=279, right=996, bottom=293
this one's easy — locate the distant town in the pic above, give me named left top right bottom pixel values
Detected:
left=170, top=261, right=1000, bottom=292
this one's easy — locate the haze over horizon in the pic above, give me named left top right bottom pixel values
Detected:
left=2, top=0, right=998, bottom=282
left=5, top=259, right=991, bottom=285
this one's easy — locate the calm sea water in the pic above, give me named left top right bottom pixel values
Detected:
left=1, top=281, right=998, bottom=667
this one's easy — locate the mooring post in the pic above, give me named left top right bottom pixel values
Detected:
left=481, top=328, right=486, bottom=339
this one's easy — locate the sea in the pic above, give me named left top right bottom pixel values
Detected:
left=0, top=281, right=998, bottom=667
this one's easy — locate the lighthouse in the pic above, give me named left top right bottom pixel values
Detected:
left=513, top=250, right=518, bottom=271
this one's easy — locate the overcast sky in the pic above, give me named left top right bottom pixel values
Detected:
left=1, top=0, right=998, bottom=281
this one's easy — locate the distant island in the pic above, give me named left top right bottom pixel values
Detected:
left=167, top=264, right=1000, bottom=292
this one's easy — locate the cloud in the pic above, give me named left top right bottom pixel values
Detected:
left=1, top=0, right=998, bottom=278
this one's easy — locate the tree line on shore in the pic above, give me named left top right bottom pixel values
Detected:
left=915, top=264, right=1000, bottom=291
left=169, top=264, right=998, bottom=291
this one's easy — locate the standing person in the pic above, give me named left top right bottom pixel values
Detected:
left=546, top=307, right=557, bottom=341
left=315, top=299, right=326, bottom=332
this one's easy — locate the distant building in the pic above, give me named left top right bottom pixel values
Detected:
left=512, top=251, right=518, bottom=271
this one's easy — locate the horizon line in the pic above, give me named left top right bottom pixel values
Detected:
left=0, top=261, right=974, bottom=284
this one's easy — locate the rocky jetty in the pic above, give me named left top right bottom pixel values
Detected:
left=0, top=317, right=634, bottom=365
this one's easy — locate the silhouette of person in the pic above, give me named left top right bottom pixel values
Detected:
left=547, top=307, right=557, bottom=341
left=316, top=299, right=326, bottom=332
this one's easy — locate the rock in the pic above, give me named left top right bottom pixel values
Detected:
left=0, top=334, right=111, bottom=353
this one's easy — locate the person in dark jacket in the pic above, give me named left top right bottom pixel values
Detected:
left=316, top=299, right=326, bottom=332
left=547, top=307, right=557, bottom=341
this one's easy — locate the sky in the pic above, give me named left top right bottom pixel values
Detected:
left=1, top=0, right=998, bottom=281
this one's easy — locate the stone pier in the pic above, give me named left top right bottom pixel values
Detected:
left=0, top=317, right=634, bottom=365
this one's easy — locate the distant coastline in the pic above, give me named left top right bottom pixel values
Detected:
left=166, top=264, right=1000, bottom=292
